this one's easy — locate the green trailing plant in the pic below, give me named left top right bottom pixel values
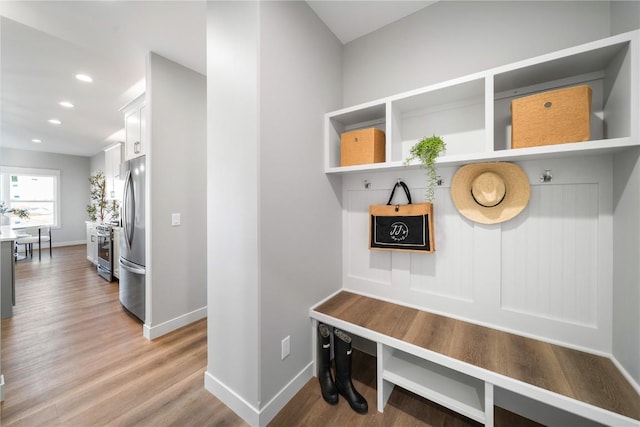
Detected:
left=404, top=135, right=446, bottom=202
left=86, top=171, right=118, bottom=222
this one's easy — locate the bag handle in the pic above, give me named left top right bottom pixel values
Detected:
left=386, top=180, right=412, bottom=205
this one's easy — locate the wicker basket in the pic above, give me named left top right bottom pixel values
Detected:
left=340, top=128, right=385, bottom=166
left=511, top=85, right=592, bottom=148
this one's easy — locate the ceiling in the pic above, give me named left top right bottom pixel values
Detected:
left=0, top=1, right=434, bottom=158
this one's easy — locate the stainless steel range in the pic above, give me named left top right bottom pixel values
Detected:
left=96, top=224, right=113, bottom=281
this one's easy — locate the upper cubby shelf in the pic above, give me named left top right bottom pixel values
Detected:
left=324, top=30, right=639, bottom=174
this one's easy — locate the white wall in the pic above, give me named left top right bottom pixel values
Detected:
left=342, top=1, right=611, bottom=106
left=205, top=1, right=343, bottom=425
left=0, top=147, right=89, bottom=245
left=145, top=52, right=207, bottom=337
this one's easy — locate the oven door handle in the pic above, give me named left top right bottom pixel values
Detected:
left=120, top=258, right=145, bottom=275
left=97, top=232, right=111, bottom=238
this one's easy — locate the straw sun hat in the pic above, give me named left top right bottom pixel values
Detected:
left=450, top=162, right=530, bottom=224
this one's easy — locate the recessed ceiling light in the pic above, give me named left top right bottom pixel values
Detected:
left=75, top=73, right=93, bottom=83
left=32, top=139, right=42, bottom=143
left=48, top=119, right=62, bottom=125
left=59, top=101, right=74, bottom=108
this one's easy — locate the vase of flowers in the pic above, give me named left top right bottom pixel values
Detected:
left=0, top=201, right=30, bottom=225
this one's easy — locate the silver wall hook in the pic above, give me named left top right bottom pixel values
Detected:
left=540, top=169, right=553, bottom=183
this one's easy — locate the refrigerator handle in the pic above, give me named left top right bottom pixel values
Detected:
left=120, top=257, right=146, bottom=275
left=122, top=170, right=134, bottom=252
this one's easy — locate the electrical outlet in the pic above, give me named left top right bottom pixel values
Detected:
left=171, top=213, right=181, bottom=226
left=281, top=336, right=290, bottom=360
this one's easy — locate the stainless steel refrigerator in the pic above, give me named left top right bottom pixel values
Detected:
left=119, top=155, right=146, bottom=322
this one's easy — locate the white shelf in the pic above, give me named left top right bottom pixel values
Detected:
left=382, top=346, right=486, bottom=423
left=325, top=30, right=639, bottom=173
left=326, top=136, right=637, bottom=174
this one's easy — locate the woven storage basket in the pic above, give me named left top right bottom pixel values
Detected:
left=511, top=85, right=592, bottom=148
left=341, top=128, right=385, bottom=166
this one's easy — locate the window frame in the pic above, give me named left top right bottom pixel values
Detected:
left=0, top=166, right=61, bottom=228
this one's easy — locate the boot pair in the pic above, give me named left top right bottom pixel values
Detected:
left=317, top=323, right=368, bottom=414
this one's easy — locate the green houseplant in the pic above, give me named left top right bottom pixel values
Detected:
left=404, top=135, right=446, bottom=202
left=86, top=171, right=119, bottom=223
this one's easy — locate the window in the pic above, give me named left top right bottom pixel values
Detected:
left=0, top=167, right=60, bottom=227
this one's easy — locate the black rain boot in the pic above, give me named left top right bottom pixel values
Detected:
left=317, top=323, right=338, bottom=404
left=333, top=328, right=368, bottom=414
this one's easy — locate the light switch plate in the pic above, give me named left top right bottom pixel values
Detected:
left=171, top=213, right=181, bottom=226
left=281, top=336, right=290, bottom=360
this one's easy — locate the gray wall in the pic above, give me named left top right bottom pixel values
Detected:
left=0, top=147, right=89, bottom=245
left=147, top=52, right=207, bottom=330
left=342, top=1, right=612, bottom=106
left=611, top=0, right=640, bottom=35
left=259, top=0, right=343, bottom=407
left=89, top=151, right=105, bottom=176
left=206, top=1, right=342, bottom=424
left=207, top=1, right=261, bottom=410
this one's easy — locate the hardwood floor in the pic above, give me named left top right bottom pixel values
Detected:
left=1, top=245, right=541, bottom=426
left=1, top=245, right=246, bottom=426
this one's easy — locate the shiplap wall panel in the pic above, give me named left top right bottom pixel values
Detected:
left=342, top=156, right=613, bottom=351
left=345, top=188, right=393, bottom=285
left=410, top=187, right=475, bottom=301
left=501, top=184, right=599, bottom=326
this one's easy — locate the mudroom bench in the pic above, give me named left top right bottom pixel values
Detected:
left=310, top=290, right=640, bottom=426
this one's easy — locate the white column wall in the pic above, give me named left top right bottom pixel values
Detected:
left=205, top=1, right=262, bottom=422
left=259, top=0, right=343, bottom=413
left=205, top=1, right=343, bottom=425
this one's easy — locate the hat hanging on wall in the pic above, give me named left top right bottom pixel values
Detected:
left=450, top=162, right=530, bottom=224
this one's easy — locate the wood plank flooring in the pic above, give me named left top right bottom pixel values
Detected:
left=1, top=245, right=544, bottom=426
left=1, top=245, right=246, bottom=426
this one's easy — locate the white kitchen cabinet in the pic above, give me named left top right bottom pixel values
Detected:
left=121, top=94, right=147, bottom=160
left=86, top=222, right=97, bottom=265
left=113, top=227, right=122, bottom=279
left=104, top=143, right=123, bottom=201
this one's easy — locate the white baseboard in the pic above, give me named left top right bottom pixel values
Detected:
left=204, top=371, right=260, bottom=426
left=204, top=361, right=314, bottom=427
left=259, top=361, right=313, bottom=425
left=53, top=240, right=86, bottom=247
left=143, top=306, right=207, bottom=340
left=611, top=354, right=640, bottom=395
left=0, top=374, right=4, bottom=401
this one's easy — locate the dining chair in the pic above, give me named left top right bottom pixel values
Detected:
left=15, top=226, right=52, bottom=260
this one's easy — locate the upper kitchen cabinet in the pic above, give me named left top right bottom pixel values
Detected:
left=104, top=143, right=123, bottom=200
left=121, top=94, right=147, bottom=160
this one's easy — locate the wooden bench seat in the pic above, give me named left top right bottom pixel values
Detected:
left=310, top=290, right=640, bottom=426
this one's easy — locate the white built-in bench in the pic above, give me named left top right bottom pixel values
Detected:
left=310, top=290, right=640, bottom=426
